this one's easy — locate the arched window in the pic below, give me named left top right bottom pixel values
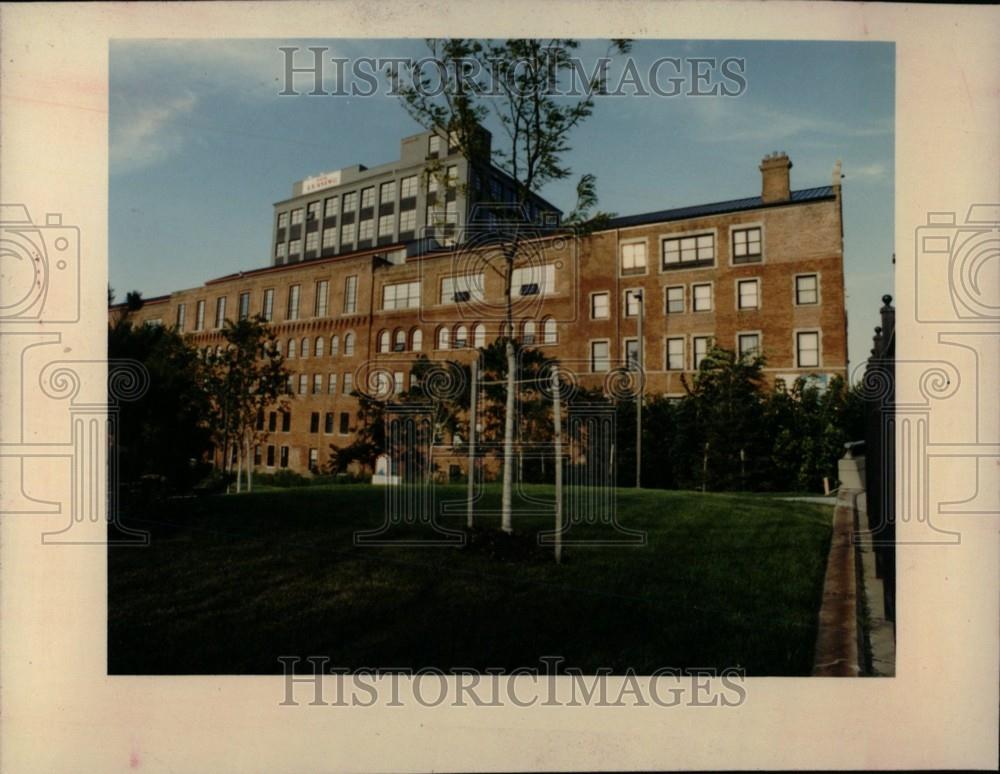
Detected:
left=275, top=340, right=283, bottom=356
left=315, top=336, right=325, bottom=358
left=301, top=337, right=310, bottom=358
left=543, top=317, right=557, bottom=345
left=378, top=330, right=390, bottom=353
left=522, top=320, right=536, bottom=344
left=437, top=326, right=450, bottom=350
left=411, top=328, right=423, bottom=352
left=455, top=324, right=468, bottom=348
left=287, top=338, right=297, bottom=359
left=472, top=323, right=486, bottom=349
left=344, top=331, right=355, bottom=356
left=499, top=321, right=511, bottom=340
left=394, top=328, right=407, bottom=351
left=330, top=335, right=340, bottom=357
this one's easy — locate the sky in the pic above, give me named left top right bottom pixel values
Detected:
left=109, top=38, right=894, bottom=375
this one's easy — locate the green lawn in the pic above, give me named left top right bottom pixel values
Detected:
left=108, top=484, right=832, bottom=675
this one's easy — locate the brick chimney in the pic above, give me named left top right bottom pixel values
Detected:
left=760, top=152, right=792, bottom=203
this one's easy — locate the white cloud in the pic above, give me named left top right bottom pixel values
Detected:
left=110, top=91, right=197, bottom=175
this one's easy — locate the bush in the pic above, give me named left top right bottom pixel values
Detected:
left=193, top=469, right=235, bottom=496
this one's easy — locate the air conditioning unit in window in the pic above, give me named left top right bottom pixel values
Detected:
left=454, top=339, right=467, bottom=348
left=393, top=343, right=406, bottom=352
left=522, top=335, right=536, bottom=345
left=520, top=283, right=539, bottom=296
left=453, top=290, right=471, bottom=303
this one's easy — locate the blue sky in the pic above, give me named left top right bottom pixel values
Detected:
left=110, top=39, right=893, bottom=373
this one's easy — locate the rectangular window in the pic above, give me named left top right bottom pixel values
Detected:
left=342, top=191, right=357, bottom=212
left=693, top=336, right=711, bottom=369
left=275, top=242, right=287, bottom=260
left=287, top=285, right=300, bottom=320
left=512, top=265, right=555, bottom=297
left=289, top=239, right=302, bottom=256
left=426, top=202, right=445, bottom=226
left=254, top=446, right=262, bottom=466
left=393, top=372, right=404, bottom=394
left=441, top=273, right=485, bottom=304
left=339, top=412, right=350, bottom=435
left=307, top=201, right=321, bottom=221
left=328, top=373, right=337, bottom=394
left=665, top=286, right=684, bottom=314
left=194, top=301, right=205, bottom=331
left=358, top=218, right=374, bottom=241
left=277, top=212, right=289, bottom=229
left=591, top=292, right=610, bottom=319
left=625, top=338, right=641, bottom=369
left=268, top=411, right=277, bottom=432
left=262, top=288, right=274, bottom=322
left=305, top=231, right=319, bottom=252
left=266, top=445, right=275, bottom=467
left=446, top=166, right=458, bottom=187
left=732, top=227, right=762, bottom=263
left=400, top=175, right=418, bottom=198
left=280, top=446, right=289, bottom=468
left=621, top=242, right=647, bottom=275
left=378, top=213, right=394, bottom=237
left=290, top=208, right=303, bottom=226
left=428, top=134, right=441, bottom=155
left=310, top=412, right=320, bottom=433
left=340, top=222, right=354, bottom=246
left=399, top=209, right=416, bottom=232
left=360, top=187, right=374, bottom=209
left=797, top=331, right=820, bottom=368
left=324, top=197, right=338, bottom=218
left=322, top=227, right=336, bottom=249
left=737, top=279, right=760, bottom=310
left=666, top=337, right=685, bottom=370
left=692, top=283, right=712, bottom=312
left=380, top=180, right=396, bottom=203
left=738, top=333, right=760, bottom=359
left=445, top=199, right=458, bottom=224
left=590, top=341, right=610, bottom=373
left=382, top=281, right=421, bottom=310
left=175, top=303, right=186, bottom=330
left=625, top=289, right=643, bottom=317
left=281, top=411, right=291, bottom=432
left=215, top=296, right=226, bottom=328
left=324, top=412, right=334, bottom=433
left=662, top=233, right=715, bottom=268
left=796, top=274, right=819, bottom=305
left=309, top=448, right=318, bottom=471
left=342, top=373, right=353, bottom=395
left=315, top=280, right=329, bottom=317
left=298, top=374, right=308, bottom=395
left=313, top=374, right=323, bottom=394
left=238, top=292, right=250, bottom=321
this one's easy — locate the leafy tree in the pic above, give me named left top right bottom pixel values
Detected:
left=394, top=37, right=630, bottom=532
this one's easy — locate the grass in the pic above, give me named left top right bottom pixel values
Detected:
left=108, top=484, right=832, bottom=675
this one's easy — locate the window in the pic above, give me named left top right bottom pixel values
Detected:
left=339, top=412, right=350, bottom=434
left=290, top=208, right=303, bottom=226
left=796, top=331, right=820, bottom=368
left=287, top=338, right=297, bottom=359
left=254, top=446, right=262, bottom=466
left=330, top=335, right=339, bottom=357
left=394, top=329, right=407, bottom=351
left=625, top=338, right=641, bottom=369
left=313, top=374, right=322, bottom=394
left=344, top=332, right=355, bottom=356
left=310, top=412, right=320, bottom=433
left=378, top=214, right=394, bottom=237
left=358, top=218, right=374, bottom=241
left=399, top=209, right=416, bottom=233
left=428, top=134, right=441, bottom=155
left=307, top=201, right=321, bottom=221
left=446, top=165, right=458, bottom=187
left=340, top=223, right=354, bottom=246
left=214, top=296, right=226, bottom=329
left=441, top=273, right=484, bottom=304
left=288, top=239, right=302, bottom=256
left=426, top=202, right=445, bottom=225
left=590, top=341, right=610, bottom=372
left=286, top=375, right=294, bottom=394
left=275, top=242, right=287, bottom=260
left=666, top=286, right=684, bottom=314
left=693, top=336, right=712, bottom=370
left=324, top=197, right=338, bottom=218
left=625, top=289, right=643, bottom=317
left=796, top=274, right=819, bottom=305
left=437, top=326, right=450, bottom=350
left=305, top=231, right=319, bottom=252
left=737, top=279, right=760, bottom=310
left=309, top=448, right=319, bottom=471
left=382, top=281, right=421, bottom=310
left=301, top=337, right=310, bottom=358
left=543, top=317, right=557, bottom=345
left=380, top=180, right=396, bottom=203
left=662, top=233, right=715, bottom=268
left=315, top=336, right=325, bottom=358
left=268, top=412, right=277, bottom=432
left=692, top=283, right=713, bottom=312
left=621, top=242, right=647, bottom=275
left=343, top=373, right=353, bottom=395
left=454, top=324, right=469, bottom=347
left=378, top=330, right=390, bottom=353
left=666, top=337, right=685, bottom=370
left=277, top=212, right=289, bottom=229
left=324, top=412, right=334, bottom=433
left=194, top=300, right=206, bottom=330
left=342, top=191, right=357, bottom=212
left=298, top=374, right=308, bottom=395
left=361, top=187, right=374, bottom=208
left=738, top=333, right=760, bottom=358
left=281, top=412, right=291, bottom=432
left=266, top=445, right=275, bottom=467
left=512, top=264, right=555, bottom=297
left=176, top=303, right=186, bottom=330
left=280, top=446, right=289, bottom=468
left=732, top=227, right=762, bottom=263
left=473, top=323, right=486, bottom=348
left=262, top=288, right=274, bottom=321
left=285, top=285, right=300, bottom=321
left=411, top=328, right=423, bottom=352
left=328, top=373, right=337, bottom=395
left=238, top=292, right=250, bottom=321
left=343, top=276, right=358, bottom=313
left=445, top=199, right=458, bottom=225
left=590, top=292, right=610, bottom=319
left=393, top=372, right=404, bottom=395
left=400, top=175, right=418, bottom=198
left=314, top=280, right=329, bottom=317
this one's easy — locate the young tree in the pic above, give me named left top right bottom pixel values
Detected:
left=395, top=38, right=630, bottom=531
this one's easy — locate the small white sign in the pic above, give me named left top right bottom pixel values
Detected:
left=301, top=170, right=342, bottom=194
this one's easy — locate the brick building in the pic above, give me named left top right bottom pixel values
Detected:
left=114, top=145, right=848, bottom=477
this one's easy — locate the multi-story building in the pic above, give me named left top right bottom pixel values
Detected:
left=115, top=145, right=848, bottom=477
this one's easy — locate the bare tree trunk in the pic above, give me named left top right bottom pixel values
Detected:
left=501, top=338, right=516, bottom=533
left=246, top=432, right=253, bottom=493
left=235, top=433, right=243, bottom=493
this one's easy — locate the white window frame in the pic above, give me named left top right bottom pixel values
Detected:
left=440, top=273, right=485, bottom=305
left=794, top=272, right=821, bottom=306
left=736, top=278, right=761, bottom=311
left=619, top=238, right=648, bottom=277
left=795, top=329, right=822, bottom=369
left=589, top=339, right=611, bottom=373
left=590, top=291, right=610, bottom=320
left=692, top=334, right=713, bottom=370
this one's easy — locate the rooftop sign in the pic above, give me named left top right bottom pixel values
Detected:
left=301, top=169, right=342, bottom=194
